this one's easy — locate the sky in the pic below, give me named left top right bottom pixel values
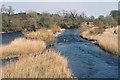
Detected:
left=1, top=2, right=119, bottom=18
left=1, top=0, right=120, bottom=2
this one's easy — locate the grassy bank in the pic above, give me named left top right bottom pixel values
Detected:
left=1, top=25, right=72, bottom=78
left=80, top=26, right=119, bottom=56
left=1, top=38, right=46, bottom=59
left=23, top=25, right=64, bottom=45
left=1, top=25, right=64, bottom=59
left=1, top=49, right=72, bottom=78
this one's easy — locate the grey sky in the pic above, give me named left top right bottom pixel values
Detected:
left=2, top=2, right=118, bottom=17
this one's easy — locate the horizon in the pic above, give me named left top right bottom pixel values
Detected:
left=1, top=2, right=118, bottom=18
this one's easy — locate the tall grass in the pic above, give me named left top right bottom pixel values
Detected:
left=1, top=49, right=72, bottom=78
left=81, top=26, right=119, bottom=56
left=96, top=35, right=119, bottom=55
left=1, top=26, right=72, bottom=78
left=23, top=28, right=56, bottom=45
left=1, top=38, right=46, bottom=59
left=23, top=25, right=63, bottom=45
left=96, top=27, right=119, bottom=55
left=49, top=24, right=61, bottom=34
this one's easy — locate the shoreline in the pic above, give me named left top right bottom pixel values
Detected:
left=0, top=31, right=22, bottom=34
left=0, top=32, right=5, bottom=34
left=80, top=26, right=119, bottom=57
left=80, top=35, right=117, bottom=57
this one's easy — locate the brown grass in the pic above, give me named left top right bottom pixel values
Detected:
left=23, top=25, right=63, bottom=45
left=49, top=24, right=61, bottom=34
left=1, top=26, right=71, bottom=78
left=96, top=27, right=119, bottom=55
left=81, top=26, right=119, bottom=56
left=1, top=38, right=46, bottom=59
left=1, top=49, right=72, bottom=78
left=23, top=28, right=56, bottom=45
left=96, top=35, right=119, bottom=55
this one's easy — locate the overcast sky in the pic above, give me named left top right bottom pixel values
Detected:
left=1, top=0, right=120, bottom=2
left=1, top=2, right=118, bottom=18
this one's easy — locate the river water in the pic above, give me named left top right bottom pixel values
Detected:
left=53, top=28, right=118, bottom=78
left=0, top=29, right=119, bottom=78
left=1, top=32, right=24, bottom=45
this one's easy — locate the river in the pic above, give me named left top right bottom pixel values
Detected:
left=1, top=32, right=24, bottom=45
left=53, top=28, right=118, bottom=78
left=0, top=29, right=119, bottom=78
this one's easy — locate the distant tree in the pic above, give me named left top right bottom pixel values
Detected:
left=90, top=16, right=95, bottom=22
left=119, top=1, right=120, bottom=10
left=110, top=10, right=120, bottom=25
left=10, top=16, right=21, bottom=31
left=94, top=15, right=117, bottom=28
left=7, top=6, right=14, bottom=15
left=81, top=12, right=87, bottom=20
left=98, top=15, right=104, bottom=21
left=7, top=6, right=14, bottom=28
left=38, top=12, right=52, bottom=28
left=25, top=11, right=38, bottom=31
left=18, top=12, right=27, bottom=29
left=0, top=5, right=7, bottom=14
left=1, top=5, right=14, bottom=32
left=104, top=16, right=117, bottom=27
left=1, top=7, right=88, bottom=32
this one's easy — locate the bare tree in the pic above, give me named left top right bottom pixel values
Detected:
left=0, top=5, right=7, bottom=14
left=81, top=12, right=87, bottom=19
left=7, top=6, right=14, bottom=27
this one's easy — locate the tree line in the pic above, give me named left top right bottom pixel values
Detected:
left=0, top=5, right=119, bottom=32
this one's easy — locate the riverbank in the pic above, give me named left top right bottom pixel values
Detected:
left=1, top=28, right=118, bottom=78
left=0, top=31, right=22, bottom=34
left=0, top=32, right=5, bottom=34
left=53, top=28, right=118, bottom=78
left=80, top=26, right=119, bottom=56
left=0, top=26, right=72, bottom=78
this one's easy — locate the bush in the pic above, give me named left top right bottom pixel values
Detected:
left=94, top=16, right=117, bottom=29
left=89, top=27, right=105, bottom=35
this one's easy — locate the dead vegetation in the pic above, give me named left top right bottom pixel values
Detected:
left=1, top=25, right=72, bottom=78
left=23, top=25, right=64, bottom=45
left=81, top=26, right=119, bottom=56
left=23, top=28, right=56, bottom=45
left=49, top=24, right=61, bottom=34
left=1, top=38, right=46, bottom=59
left=1, top=49, right=72, bottom=78
left=1, top=25, right=65, bottom=59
